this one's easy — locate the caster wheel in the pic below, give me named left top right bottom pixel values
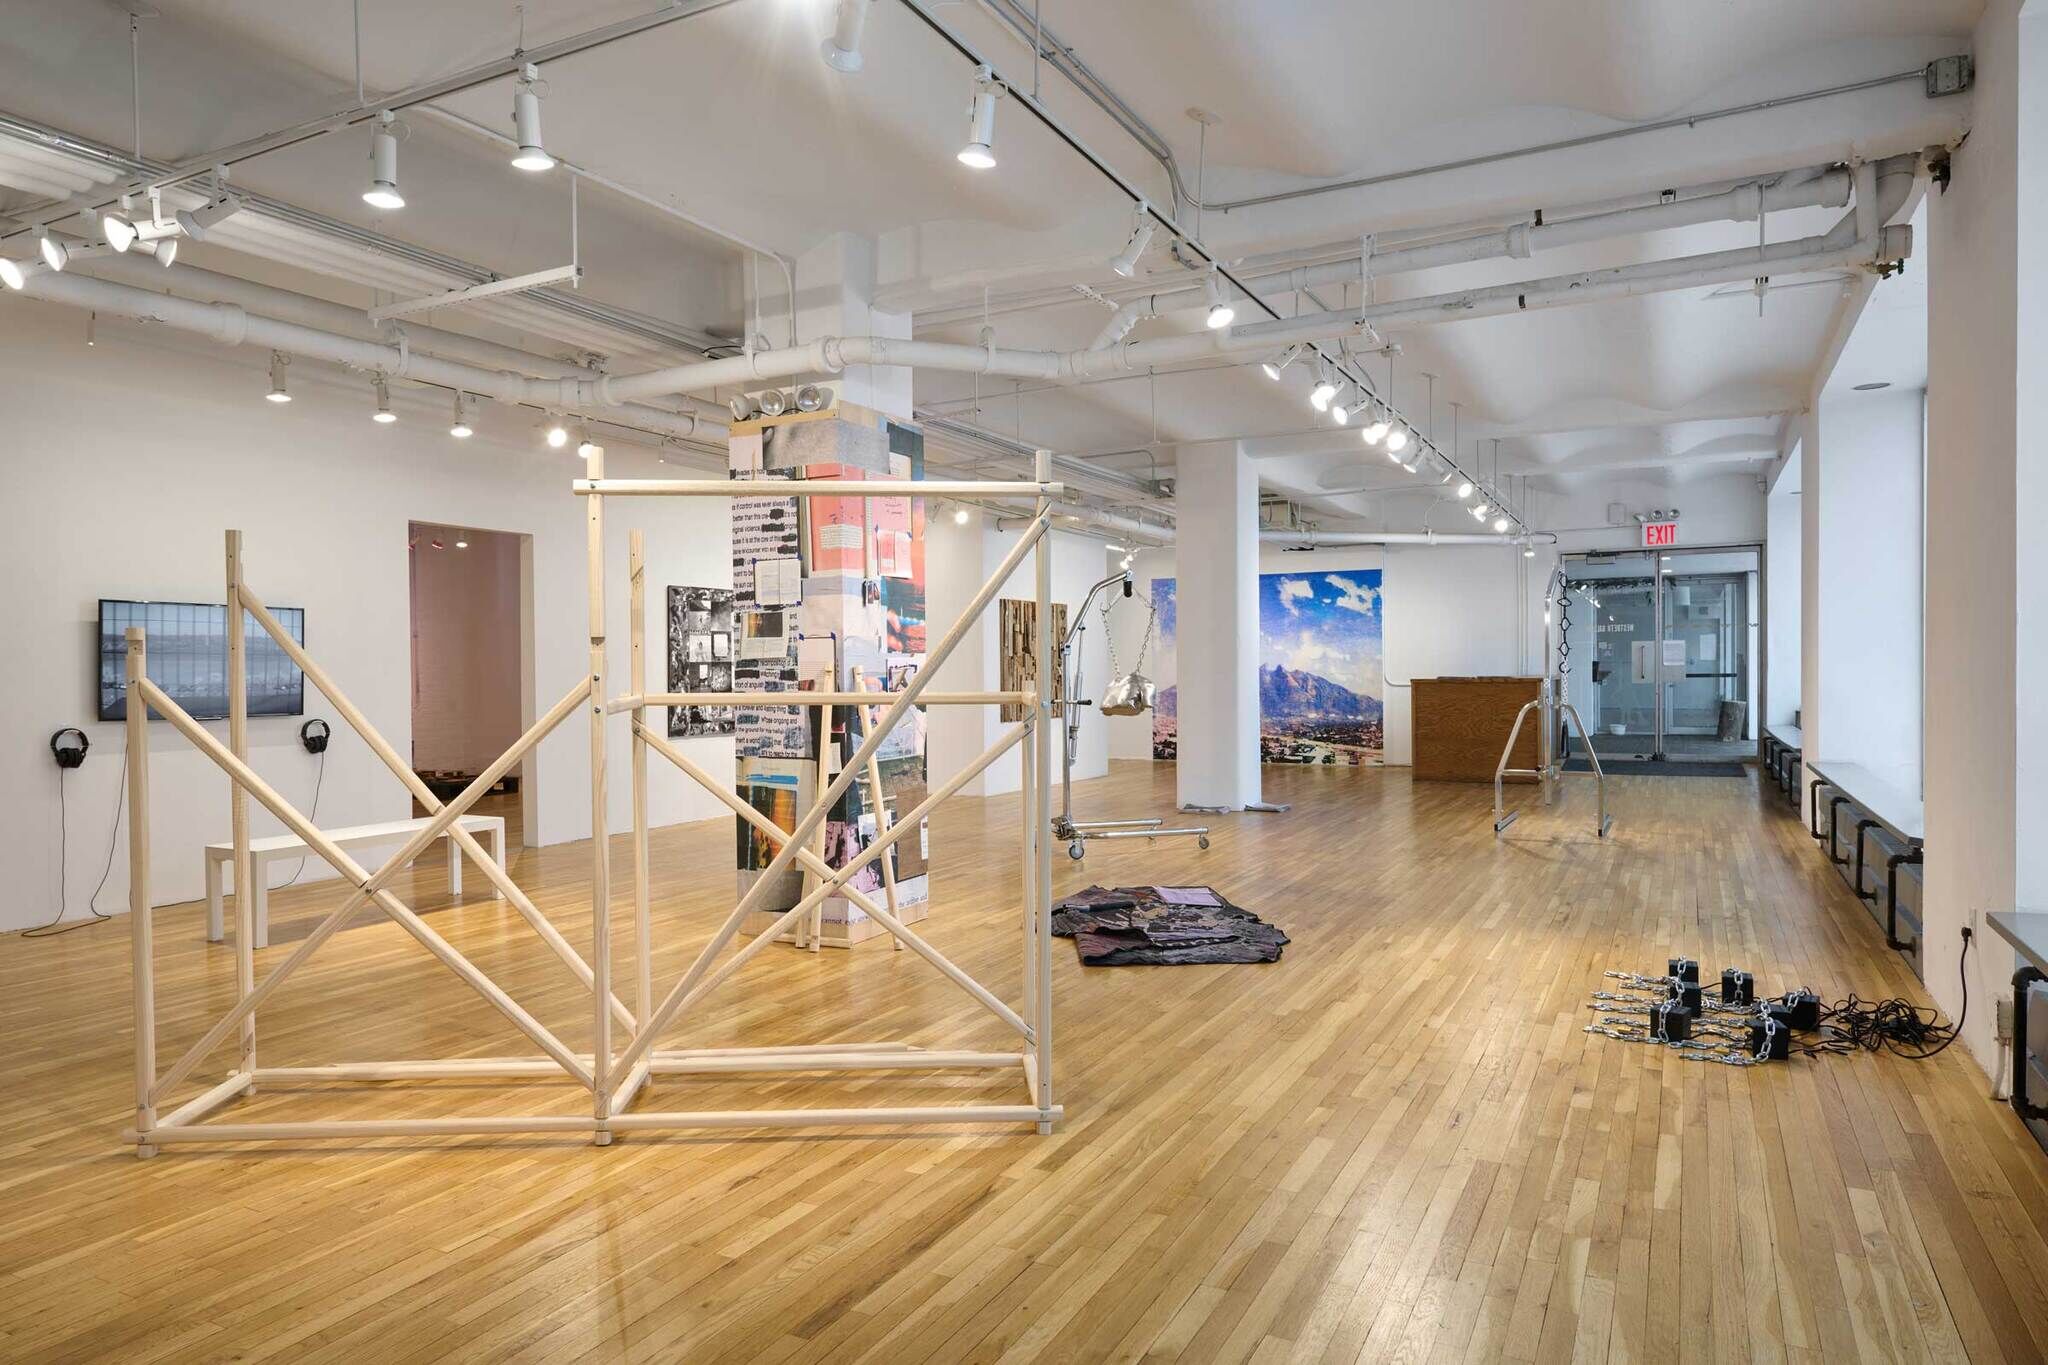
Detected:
left=1068, top=842, right=1085, bottom=860
left=1198, top=836, right=1211, bottom=849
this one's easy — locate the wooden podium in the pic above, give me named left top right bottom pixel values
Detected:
left=1412, top=676, right=1542, bottom=782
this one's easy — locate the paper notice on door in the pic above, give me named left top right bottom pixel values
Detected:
left=1662, top=639, right=1688, bottom=669
left=1700, top=635, right=1717, bottom=662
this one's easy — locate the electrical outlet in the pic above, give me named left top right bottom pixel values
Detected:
left=1997, top=997, right=2016, bottom=1046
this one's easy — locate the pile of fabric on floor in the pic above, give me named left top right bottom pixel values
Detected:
left=1050, top=885, right=1288, bottom=965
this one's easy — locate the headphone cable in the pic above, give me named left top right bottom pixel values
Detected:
left=23, top=758, right=119, bottom=939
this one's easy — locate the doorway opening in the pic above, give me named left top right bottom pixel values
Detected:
left=407, top=522, right=537, bottom=849
left=1559, top=545, right=1761, bottom=764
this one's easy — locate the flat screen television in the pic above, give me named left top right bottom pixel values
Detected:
left=98, top=599, right=306, bottom=721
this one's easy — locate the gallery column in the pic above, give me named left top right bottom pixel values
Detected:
left=1173, top=441, right=1262, bottom=810
left=1923, top=0, right=2048, bottom=1069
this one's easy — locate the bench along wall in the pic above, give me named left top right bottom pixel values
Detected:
left=0, top=300, right=732, bottom=929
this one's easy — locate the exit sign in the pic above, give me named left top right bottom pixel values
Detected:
left=1642, top=520, right=1679, bottom=548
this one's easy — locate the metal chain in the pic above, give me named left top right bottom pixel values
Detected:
left=1101, top=590, right=1157, bottom=677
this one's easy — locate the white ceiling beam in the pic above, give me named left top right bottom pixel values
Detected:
left=367, top=264, right=583, bottom=323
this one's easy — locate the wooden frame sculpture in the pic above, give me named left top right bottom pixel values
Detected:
left=119, top=450, right=1062, bottom=1154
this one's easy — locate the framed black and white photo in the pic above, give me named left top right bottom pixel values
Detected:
left=668, top=585, right=737, bottom=737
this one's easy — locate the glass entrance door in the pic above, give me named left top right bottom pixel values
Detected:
left=1560, top=552, right=1660, bottom=760
left=1560, top=547, right=1760, bottom=762
left=1656, top=549, right=1757, bottom=761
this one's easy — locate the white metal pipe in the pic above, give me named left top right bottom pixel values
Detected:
left=1260, top=530, right=1529, bottom=546
left=603, top=157, right=1913, bottom=403
left=9, top=267, right=723, bottom=442
left=78, top=251, right=732, bottom=429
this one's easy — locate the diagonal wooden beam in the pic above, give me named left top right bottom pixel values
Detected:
left=611, top=510, right=1052, bottom=1079
left=613, top=717, right=1032, bottom=1095
left=144, top=675, right=592, bottom=1102
left=636, top=721, right=1030, bottom=1040
left=240, top=585, right=635, bottom=1033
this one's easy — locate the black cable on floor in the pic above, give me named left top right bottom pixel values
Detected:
left=1798, top=929, right=1972, bottom=1059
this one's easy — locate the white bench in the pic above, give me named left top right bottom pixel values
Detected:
left=205, top=814, right=507, bottom=948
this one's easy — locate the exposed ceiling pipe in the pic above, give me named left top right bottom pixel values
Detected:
left=600, top=155, right=1916, bottom=402
left=6, top=267, right=723, bottom=444
left=77, top=250, right=732, bottom=428
left=1262, top=530, right=1538, bottom=547
left=1085, top=165, right=1851, bottom=347
left=0, top=0, right=746, bottom=241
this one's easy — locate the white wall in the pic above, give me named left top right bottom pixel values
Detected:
left=0, top=299, right=733, bottom=929
left=1764, top=457, right=1803, bottom=728
left=1105, top=540, right=1536, bottom=768
left=1808, top=387, right=1925, bottom=792
left=922, top=511, right=1109, bottom=797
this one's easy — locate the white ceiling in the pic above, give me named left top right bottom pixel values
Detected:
left=0, top=0, right=1976, bottom=528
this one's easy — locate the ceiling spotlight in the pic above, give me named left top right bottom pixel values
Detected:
left=1454, top=479, right=1473, bottom=499
left=1203, top=271, right=1235, bottom=329
left=820, top=0, right=871, bottom=72
left=1471, top=502, right=1489, bottom=521
left=1260, top=344, right=1301, bottom=382
left=1109, top=206, right=1157, bottom=279
left=1492, top=515, right=1511, bottom=533
left=0, top=258, right=24, bottom=291
left=545, top=418, right=570, bottom=448
left=727, top=393, right=757, bottom=422
left=137, top=235, right=177, bottom=267
left=1361, top=410, right=1390, bottom=445
left=371, top=374, right=397, bottom=422
left=362, top=111, right=406, bottom=210
left=952, top=504, right=970, bottom=525
left=266, top=351, right=292, bottom=403
left=1385, top=425, right=1410, bottom=454
left=449, top=391, right=473, bottom=438
left=758, top=387, right=789, bottom=417
left=510, top=65, right=555, bottom=171
left=1522, top=545, right=1536, bottom=558
left=578, top=436, right=601, bottom=459
left=1120, top=553, right=1134, bottom=570
left=794, top=383, right=825, bottom=412
left=1308, top=362, right=1338, bottom=411
left=101, top=211, right=137, bottom=253
left=958, top=65, right=1001, bottom=169
left=173, top=194, right=245, bottom=241
left=455, top=539, right=469, bottom=549
left=37, top=230, right=68, bottom=272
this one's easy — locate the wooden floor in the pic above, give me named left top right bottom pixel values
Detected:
left=3, top=761, right=2046, bottom=1363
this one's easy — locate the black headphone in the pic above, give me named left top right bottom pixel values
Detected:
left=49, top=727, right=88, bottom=769
left=300, top=718, right=331, bottom=754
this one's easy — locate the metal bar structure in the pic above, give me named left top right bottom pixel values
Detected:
left=1491, top=572, right=1614, bottom=838
left=119, top=465, right=1064, bottom=1153
left=1049, top=570, right=1208, bottom=861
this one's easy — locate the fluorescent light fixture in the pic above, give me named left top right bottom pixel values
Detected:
left=545, top=419, right=569, bottom=448
left=1203, top=271, right=1235, bottom=329
left=821, top=0, right=871, bottom=72
left=1454, top=479, right=1473, bottom=499
left=363, top=112, right=405, bottom=209
left=510, top=65, right=555, bottom=171
left=101, top=212, right=137, bottom=252
left=0, top=258, right=23, bottom=291
left=449, top=391, right=473, bottom=437
left=372, top=374, right=397, bottom=422
left=1260, top=344, right=1300, bottom=381
left=958, top=66, right=1000, bottom=168
left=266, top=351, right=292, bottom=403
left=1109, top=205, right=1156, bottom=278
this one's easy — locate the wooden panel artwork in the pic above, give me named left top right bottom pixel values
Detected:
left=998, top=598, right=1066, bottom=722
left=1411, top=675, right=1542, bottom=782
